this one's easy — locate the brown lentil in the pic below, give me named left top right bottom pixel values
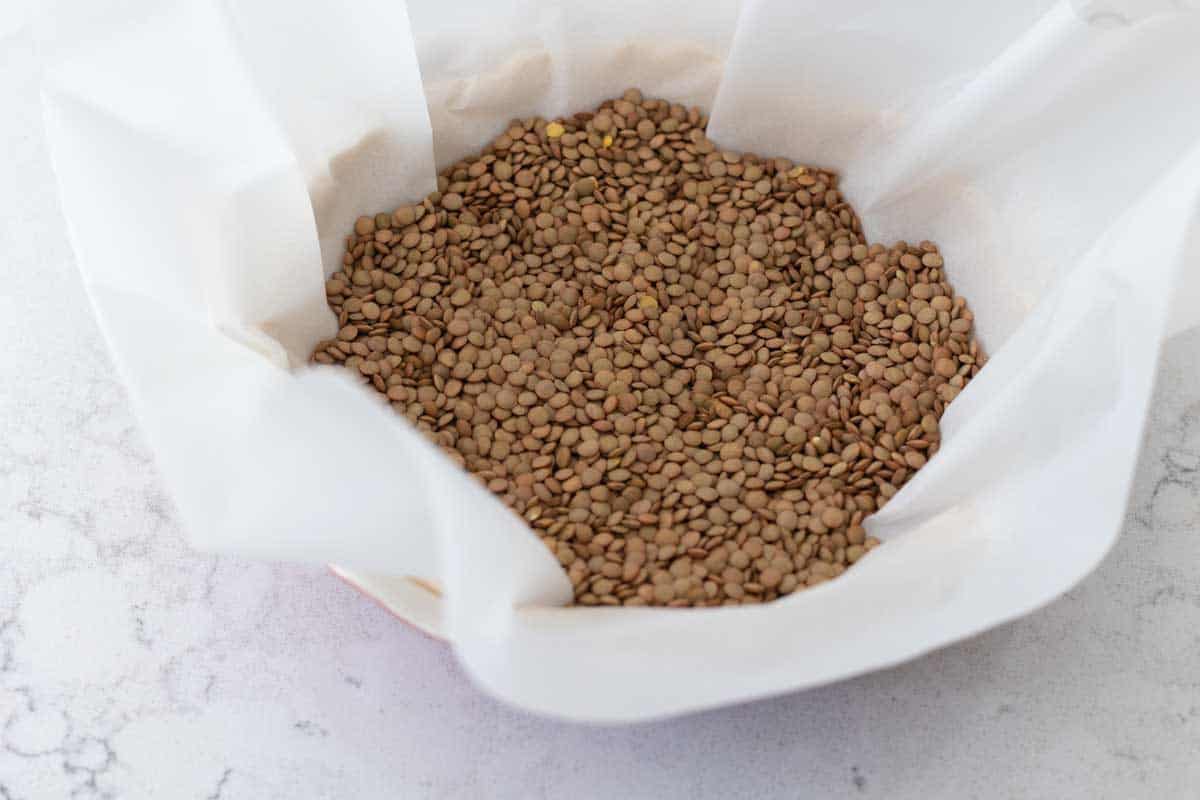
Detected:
left=312, top=91, right=985, bottom=607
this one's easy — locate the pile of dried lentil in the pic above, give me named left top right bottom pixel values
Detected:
left=312, top=90, right=984, bottom=607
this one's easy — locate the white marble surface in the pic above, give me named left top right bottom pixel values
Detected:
left=4, top=20, right=1200, bottom=800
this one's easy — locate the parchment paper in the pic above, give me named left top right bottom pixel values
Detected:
left=42, top=0, right=1200, bottom=721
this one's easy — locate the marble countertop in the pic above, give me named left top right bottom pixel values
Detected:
left=4, top=20, right=1200, bottom=800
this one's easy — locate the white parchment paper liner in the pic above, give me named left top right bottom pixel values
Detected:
left=43, top=0, right=1200, bottom=720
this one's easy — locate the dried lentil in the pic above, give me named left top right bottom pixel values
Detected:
left=312, top=91, right=986, bottom=607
